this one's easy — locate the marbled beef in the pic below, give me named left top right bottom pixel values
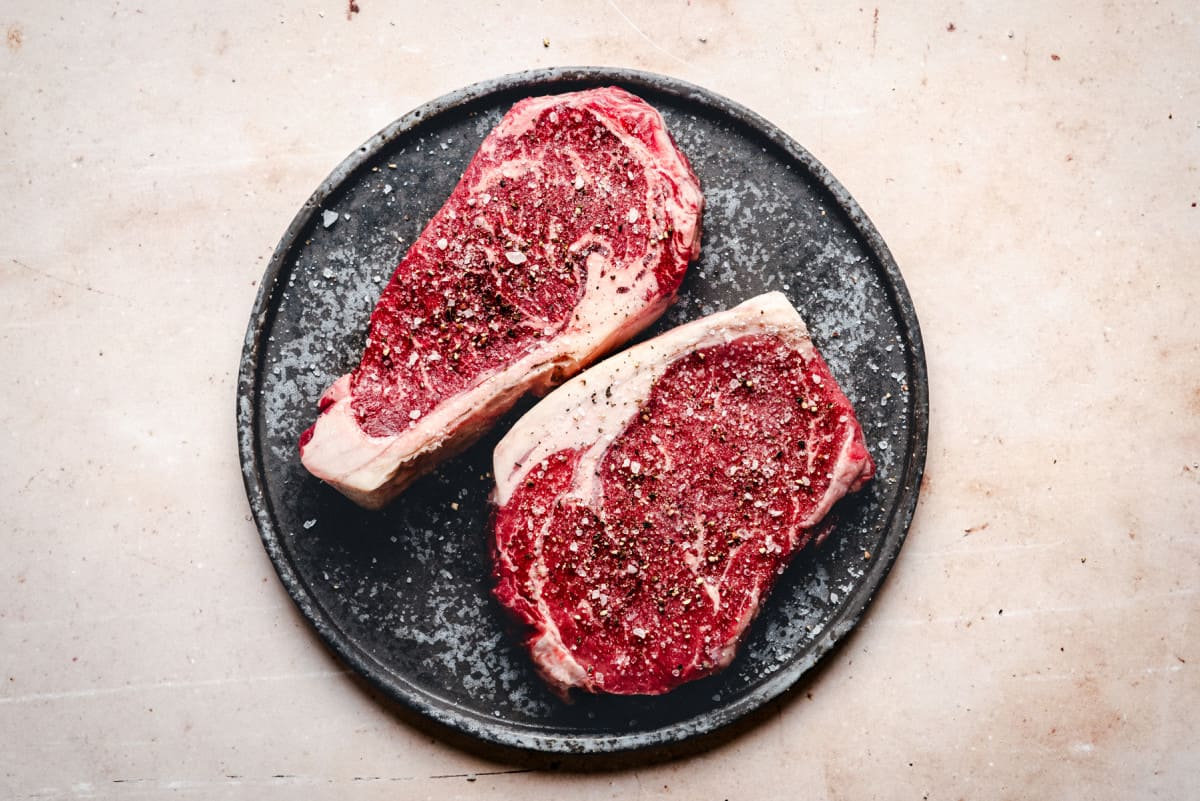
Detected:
left=491, top=292, right=874, bottom=696
left=300, top=87, right=703, bottom=509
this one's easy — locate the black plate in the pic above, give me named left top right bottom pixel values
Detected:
left=237, top=67, right=927, bottom=754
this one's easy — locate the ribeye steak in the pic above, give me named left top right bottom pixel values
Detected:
left=491, top=292, right=875, bottom=696
left=300, top=87, right=703, bottom=509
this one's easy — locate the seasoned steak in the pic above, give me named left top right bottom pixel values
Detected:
left=491, top=293, right=874, bottom=696
left=300, top=87, right=703, bottom=509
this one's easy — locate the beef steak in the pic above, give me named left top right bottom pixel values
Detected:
left=300, top=87, right=703, bottom=509
left=490, top=292, right=875, bottom=696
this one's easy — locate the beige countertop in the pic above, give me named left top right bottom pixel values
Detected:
left=3, top=2, right=1197, bottom=798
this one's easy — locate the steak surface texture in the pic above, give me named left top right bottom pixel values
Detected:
left=490, top=292, right=875, bottom=696
left=300, top=87, right=703, bottom=509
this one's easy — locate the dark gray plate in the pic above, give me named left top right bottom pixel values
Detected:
left=237, top=67, right=927, bottom=755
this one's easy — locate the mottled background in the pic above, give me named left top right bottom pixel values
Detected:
left=2, top=2, right=1197, bottom=799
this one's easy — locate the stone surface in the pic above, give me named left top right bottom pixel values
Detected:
left=1, top=2, right=1197, bottom=799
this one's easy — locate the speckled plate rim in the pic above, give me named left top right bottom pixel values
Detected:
left=237, top=66, right=928, bottom=755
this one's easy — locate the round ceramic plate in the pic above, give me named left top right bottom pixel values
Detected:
left=237, top=67, right=927, bottom=754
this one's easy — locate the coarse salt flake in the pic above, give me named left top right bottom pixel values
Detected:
left=627, top=208, right=639, bottom=224
left=505, top=251, right=527, bottom=265
left=409, top=409, right=421, bottom=420
left=436, top=237, right=448, bottom=250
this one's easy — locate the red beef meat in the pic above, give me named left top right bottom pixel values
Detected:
left=491, top=292, right=875, bottom=696
left=300, top=87, right=703, bottom=509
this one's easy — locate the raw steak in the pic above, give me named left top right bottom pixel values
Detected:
left=299, top=87, right=703, bottom=509
left=491, top=292, right=875, bottom=696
